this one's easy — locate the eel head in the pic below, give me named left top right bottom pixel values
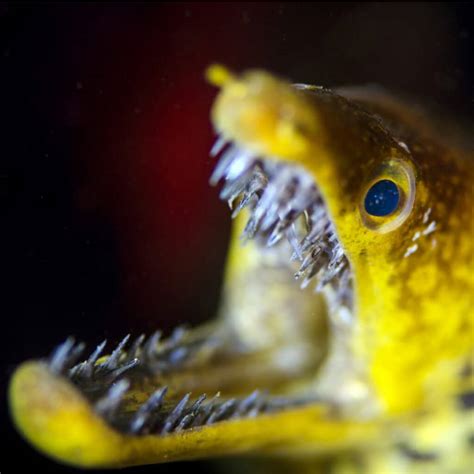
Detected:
left=9, top=66, right=473, bottom=468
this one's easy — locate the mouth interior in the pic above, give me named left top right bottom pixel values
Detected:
left=210, top=136, right=353, bottom=311
left=38, top=137, right=354, bottom=439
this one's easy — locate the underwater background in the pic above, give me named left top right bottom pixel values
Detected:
left=2, top=3, right=473, bottom=473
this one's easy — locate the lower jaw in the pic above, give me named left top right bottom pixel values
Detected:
left=9, top=249, right=361, bottom=447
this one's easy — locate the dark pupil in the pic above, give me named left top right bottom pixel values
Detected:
left=364, top=179, right=400, bottom=217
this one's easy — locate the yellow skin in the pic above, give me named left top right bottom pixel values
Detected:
left=9, top=66, right=474, bottom=471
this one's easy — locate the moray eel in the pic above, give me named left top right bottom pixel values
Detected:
left=9, top=66, right=474, bottom=472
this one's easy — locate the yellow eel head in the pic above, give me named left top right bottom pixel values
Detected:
left=8, top=66, right=473, bottom=469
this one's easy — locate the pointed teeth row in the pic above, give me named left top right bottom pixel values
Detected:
left=210, top=137, right=353, bottom=308
left=49, top=337, right=86, bottom=375
left=48, top=326, right=221, bottom=392
left=95, top=379, right=130, bottom=419
left=94, top=382, right=312, bottom=436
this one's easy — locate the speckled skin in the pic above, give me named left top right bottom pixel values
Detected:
left=211, top=67, right=473, bottom=412
left=8, top=67, right=474, bottom=471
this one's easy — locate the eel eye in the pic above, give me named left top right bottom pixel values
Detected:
left=364, top=180, right=400, bottom=217
left=360, top=159, right=416, bottom=233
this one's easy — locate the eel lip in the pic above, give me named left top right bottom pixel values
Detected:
left=9, top=360, right=379, bottom=468
left=9, top=361, right=129, bottom=468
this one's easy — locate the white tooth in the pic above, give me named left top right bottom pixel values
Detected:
left=317, top=260, right=345, bottom=292
left=288, top=221, right=304, bottom=261
left=288, top=174, right=317, bottom=213
left=260, top=169, right=296, bottom=231
left=242, top=212, right=260, bottom=241
left=300, top=275, right=312, bottom=289
left=246, top=183, right=277, bottom=236
left=260, top=204, right=280, bottom=232
left=257, top=182, right=279, bottom=217
left=328, top=245, right=344, bottom=270
left=232, top=192, right=255, bottom=218
left=210, top=136, right=227, bottom=157
left=300, top=260, right=322, bottom=289
left=266, top=224, right=283, bottom=247
left=225, top=151, right=255, bottom=181
left=295, top=248, right=322, bottom=279
left=220, top=173, right=250, bottom=202
left=209, top=145, right=239, bottom=185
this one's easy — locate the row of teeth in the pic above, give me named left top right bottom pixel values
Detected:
left=48, top=327, right=219, bottom=393
left=96, top=380, right=308, bottom=435
left=47, top=336, right=310, bottom=435
left=210, top=137, right=353, bottom=309
left=43, top=142, right=352, bottom=436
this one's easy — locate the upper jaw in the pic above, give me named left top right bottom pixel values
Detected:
left=209, top=137, right=354, bottom=317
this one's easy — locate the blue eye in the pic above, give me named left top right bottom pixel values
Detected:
left=364, top=179, right=400, bottom=217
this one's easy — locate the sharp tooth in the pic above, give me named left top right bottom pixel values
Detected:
left=68, top=342, right=86, bottom=367
left=287, top=224, right=304, bottom=261
left=175, top=394, right=207, bottom=432
left=130, top=387, right=168, bottom=434
left=301, top=212, right=329, bottom=245
left=266, top=217, right=287, bottom=247
left=232, top=390, right=260, bottom=418
left=125, top=334, right=145, bottom=363
left=220, top=171, right=252, bottom=203
left=317, top=260, right=346, bottom=292
left=231, top=191, right=256, bottom=218
left=230, top=167, right=267, bottom=218
left=168, top=346, right=188, bottom=365
left=300, top=266, right=319, bottom=289
left=210, top=136, right=227, bottom=157
left=144, top=330, right=162, bottom=361
left=49, top=337, right=74, bottom=373
left=242, top=212, right=260, bottom=241
left=104, top=358, right=139, bottom=383
left=206, top=399, right=237, bottom=425
left=95, top=379, right=130, bottom=419
left=161, top=393, right=191, bottom=434
left=247, top=394, right=267, bottom=417
left=209, top=145, right=239, bottom=185
left=259, top=168, right=295, bottom=232
left=99, top=335, right=130, bottom=371
left=49, top=337, right=84, bottom=374
left=190, top=392, right=221, bottom=427
left=328, top=245, right=344, bottom=271
left=225, top=150, right=255, bottom=181
left=71, top=339, right=107, bottom=379
left=89, top=339, right=108, bottom=364
left=290, top=175, right=317, bottom=211
left=168, top=325, right=187, bottom=345
left=295, top=247, right=322, bottom=279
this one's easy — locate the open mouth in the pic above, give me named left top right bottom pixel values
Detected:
left=45, top=328, right=311, bottom=437
left=10, top=68, right=376, bottom=469
left=24, top=136, right=354, bottom=442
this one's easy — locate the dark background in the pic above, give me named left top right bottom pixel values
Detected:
left=1, top=3, right=472, bottom=473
